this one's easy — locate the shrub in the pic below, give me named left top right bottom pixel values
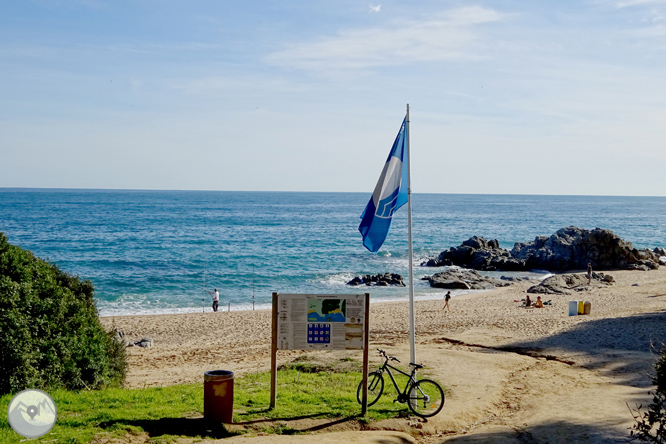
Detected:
left=630, top=344, right=666, bottom=442
left=0, top=232, right=126, bottom=394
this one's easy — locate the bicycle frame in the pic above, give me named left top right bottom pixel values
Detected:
left=360, top=349, right=445, bottom=418
left=376, top=360, right=418, bottom=398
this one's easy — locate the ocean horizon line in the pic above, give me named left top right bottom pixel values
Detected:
left=2, top=186, right=665, bottom=199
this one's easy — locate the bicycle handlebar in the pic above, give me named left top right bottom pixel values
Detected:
left=376, top=348, right=400, bottom=363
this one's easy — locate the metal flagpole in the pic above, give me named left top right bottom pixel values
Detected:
left=406, top=103, right=416, bottom=367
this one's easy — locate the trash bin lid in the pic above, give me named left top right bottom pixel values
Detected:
left=204, top=370, right=234, bottom=381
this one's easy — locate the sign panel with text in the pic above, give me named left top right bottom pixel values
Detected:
left=276, top=294, right=367, bottom=350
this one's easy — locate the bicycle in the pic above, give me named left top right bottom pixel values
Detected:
left=357, top=349, right=445, bottom=418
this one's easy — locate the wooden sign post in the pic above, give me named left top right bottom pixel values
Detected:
left=270, top=293, right=370, bottom=414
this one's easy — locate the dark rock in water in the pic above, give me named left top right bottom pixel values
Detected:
left=512, top=227, right=659, bottom=271
left=527, top=272, right=614, bottom=295
left=425, top=269, right=510, bottom=290
left=463, top=236, right=500, bottom=250
left=423, top=226, right=660, bottom=272
left=347, top=273, right=405, bottom=287
left=422, top=235, right=525, bottom=271
left=348, top=276, right=363, bottom=285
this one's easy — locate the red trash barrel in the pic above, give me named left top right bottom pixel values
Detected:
left=204, top=370, right=234, bottom=423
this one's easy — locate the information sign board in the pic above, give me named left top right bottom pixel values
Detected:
left=276, top=294, right=367, bottom=350
left=270, top=293, right=370, bottom=413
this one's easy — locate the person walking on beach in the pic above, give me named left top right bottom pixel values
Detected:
left=443, top=291, right=451, bottom=312
left=587, top=262, right=593, bottom=285
left=208, top=288, right=220, bottom=312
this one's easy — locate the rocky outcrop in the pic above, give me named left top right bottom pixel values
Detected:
left=347, top=273, right=405, bottom=287
left=424, top=269, right=511, bottom=290
left=424, top=227, right=660, bottom=272
left=527, top=272, right=615, bottom=295
left=512, top=227, right=659, bottom=271
left=423, top=236, right=525, bottom=271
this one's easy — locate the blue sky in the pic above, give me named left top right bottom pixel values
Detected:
left=2, top=0, right=665, bottom=195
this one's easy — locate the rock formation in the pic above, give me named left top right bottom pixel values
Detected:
left=527, top=272, right=615, bottom=295
left=347, top=273, right=405, bottom=287
left=655, top=247, right=666, bottom=266
left=424, top=227, right=660, bottom=272
left=424, top=269, right=511, bottom=290
left=423, top=235, right=525, bottom=271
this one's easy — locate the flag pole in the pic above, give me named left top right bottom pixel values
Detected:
left=406, top=103, right=416, bottom=367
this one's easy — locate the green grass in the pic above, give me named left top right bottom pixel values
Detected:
left=0, top=364, right=414, bottom=443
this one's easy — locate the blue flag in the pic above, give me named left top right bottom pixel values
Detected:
left=359, top=117, right=409, bottom=252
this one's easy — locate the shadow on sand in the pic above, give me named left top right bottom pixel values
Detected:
left=98, top=412, right=370, bottom=439
left=438, top=419, right=632, bottom=443
left=504, top=309, right=666, bottom=388
left=99, top=417, right=237, bottom=439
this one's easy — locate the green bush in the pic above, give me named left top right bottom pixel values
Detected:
left=630, top=344, right=666, bottom=442
left=0, top=232, right=126, bottom=395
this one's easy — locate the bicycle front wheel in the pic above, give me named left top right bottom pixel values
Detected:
left=407, top=379, right=445, bottom=417
left=356, top=371, right=384, bottom=406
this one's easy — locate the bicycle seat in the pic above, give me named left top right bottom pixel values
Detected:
left=410, top=363, right=424, bottom=369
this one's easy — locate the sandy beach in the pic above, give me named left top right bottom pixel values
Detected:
left=100, top=267, right=666, bottom=443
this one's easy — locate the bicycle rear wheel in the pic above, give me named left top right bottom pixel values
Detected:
left=356, top=371, right=384, bottom=406
left=407, top=379, right=444, bottom=417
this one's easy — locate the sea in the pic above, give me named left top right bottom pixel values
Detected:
left=1, top=189, right=665, bottom=317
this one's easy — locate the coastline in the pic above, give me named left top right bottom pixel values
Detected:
left=96, top=289, right=479, bottom=318
left=96, top=269, right=554, bottom=318
left=100, top=267, right=666, bottom=442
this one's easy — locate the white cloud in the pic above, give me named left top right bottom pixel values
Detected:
left=266, top=6, right=503, bottom=72
left=616, top=0, right=666, bottom=8
left=369, top=4, right=381, bottom=13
